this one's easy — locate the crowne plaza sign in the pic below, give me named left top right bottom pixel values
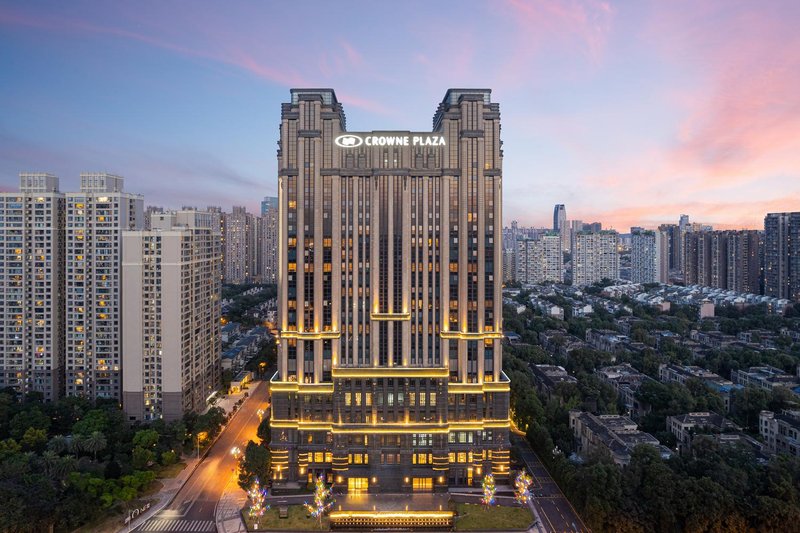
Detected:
left=335, top=134, right=447, bottom=148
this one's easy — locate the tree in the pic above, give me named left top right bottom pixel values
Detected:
left=132, top=446, right=154, bottom=469
left=132, top=428, right=159, bottom=450
left=303, top=475, right=334, bottom=527
left=513, top=470, right=533, bottom=505
left=238, top=440, right=271, bottom=490
left=20, top=427, right=47, bottom=451
left=70, top=409, right=108, bottom=436
left=731, top=387, right=769, bottom=430
left=247, top=478, right=269, bottom=529
left=481, top=473, right=496, bottom=508
left=257, top=417, right=271, bottom=445
left=83, top=431, right=107, bottom=460
left=9, top=407, right=50, bottom=439
left=46, top=435, right=68, bottom=455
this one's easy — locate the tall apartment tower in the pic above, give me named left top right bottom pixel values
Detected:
left=765, top=212, right=800, bottom=301
left=261, top=196, right=279, bottom=284
left=573, top=230, right=619, bottom=286
left=0, top=174, right=65, bottom=400
left=553, top=204, right=567, bottom=252
left=121, top=210, right=221, bottom=422
left=656, top=228, right=670, bottom=283
left=271, top=88, right=510, bottom=493
left=630, top=227, right=657, bottom=284
left=64, top=174, right=142, bottom=400
left=727, top=230, right=761, bottom=294
left=517, top=233, right=563, bottom=284
left=224, top=206, right=259, bottom=284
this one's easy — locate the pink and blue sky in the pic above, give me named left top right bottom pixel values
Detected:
left=1, top=0, right=799, bottom=230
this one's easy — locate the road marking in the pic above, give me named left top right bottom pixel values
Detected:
left=138, top=519, right=215, bottom=532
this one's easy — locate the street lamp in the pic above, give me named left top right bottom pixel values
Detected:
left=196, top=431, right=208, bottom=459
left=257, top=408, right=265, bottom=421
left=231, top=446, right=242, bottom=460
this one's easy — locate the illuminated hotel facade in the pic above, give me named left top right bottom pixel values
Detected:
left=270, top=88, right=510, bottom=493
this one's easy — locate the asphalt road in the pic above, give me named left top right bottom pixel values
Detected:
left=135, top=381, right=270, bottom=533
left=511, top=433, right=590, bottom=533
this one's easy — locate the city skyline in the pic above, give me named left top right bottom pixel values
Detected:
left=2, top=1, right=800, bottom=230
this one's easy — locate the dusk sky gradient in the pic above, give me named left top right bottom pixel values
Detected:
left=1, top=0, right=799, bottom=230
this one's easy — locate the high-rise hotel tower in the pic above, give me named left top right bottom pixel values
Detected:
left=271, top=89, right=510, bottom=493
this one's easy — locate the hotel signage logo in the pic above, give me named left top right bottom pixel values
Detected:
left=335, top=134, right=446, bottom=148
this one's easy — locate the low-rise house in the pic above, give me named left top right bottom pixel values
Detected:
left=759, top=410, right=800, bottom=457
left=667, top=412, right=740, bottom=454
left=531, top=365, right=578, bottom=400
left=221, top=322, right=241, bottom=344
left=597, top=364, right=655, bottom=419
left=569, top=410, right=672, bottom=467
left=731, top=366, right=800, bottom=396
left=659, top=364, right=742, bottom=411
left=586, top=329, right=630, bottom=354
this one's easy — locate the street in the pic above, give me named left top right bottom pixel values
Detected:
left=511, top=433, right=590, bottom=533
left=135, top=381, right=270, bottom=533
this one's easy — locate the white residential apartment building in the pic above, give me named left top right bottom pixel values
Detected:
left=65, top=174, right=143, bottom=400
left=0, top=174, right=65, bottom=400
left=516, top=233, right=563, bottom=284
left=573, top=230, right=619, bottom=286
left=122, top=210, right=221, bottom=422
left=631, top=227, right=669, bottom=284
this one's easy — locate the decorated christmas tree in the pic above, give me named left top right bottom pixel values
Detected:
left=304, top=475, right=335, bottom=527
left=514, top=470, right=533, bottom=505
left=481, top=473, right=496, bottom=508
left=247, top=478, right=269, bottom=529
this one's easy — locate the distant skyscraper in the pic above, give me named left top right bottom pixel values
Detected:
left=261, top=196, right=279, bottom=284
left=573, top=230, right=619, bottom=286
left=261, top=195, right=278, bottom=217
left=65, top=174, right=143, bottom=401
left=122, top=210, right=221, bottom=422
left=0, top=174, right=65, bottom=400
left=658, top=223, right=680, bottom=271
left=631, top=227, right=657, bottom=284
left=517, top=233, right=563, bottom=284
left=655, top=228, right=670, bottom=283
left=727, top=230, right=761, bottom=294
left=224, top=206, right=256, bottom=284
left=764, top=212, right=800, bottom=301
left=553, top=204, right=567, bottom=252
left=553, top=204, right=566, bottom=231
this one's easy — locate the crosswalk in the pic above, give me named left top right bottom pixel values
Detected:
left=137, top=519, right=215, bottom=532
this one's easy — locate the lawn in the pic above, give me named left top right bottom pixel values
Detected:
left=454, top=502, right=533, bottom=531
left=241, top=505, right=330, bottom=531
left=155, top=461, right=187, bottom=478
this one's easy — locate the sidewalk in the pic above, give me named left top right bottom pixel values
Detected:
left=119, top=385, right=258, bottom=532
left=215, top=472, right=249, bottom=533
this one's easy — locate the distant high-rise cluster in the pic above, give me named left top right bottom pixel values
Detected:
left=683, top=229, right=761, bottom=293
left=219, top=201, right=279, bottom=285
left=0, top=174, right=226, bottom=420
